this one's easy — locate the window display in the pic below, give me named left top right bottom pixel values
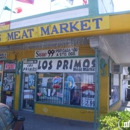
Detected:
left=3, top=73, right=15, bottom=91
left=37, top=73, right=95, bottom=108
left=2, top=73, right=15, bottom=108
left=37, top=73, right=63, bottom=104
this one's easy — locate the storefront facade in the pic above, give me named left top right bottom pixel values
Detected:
left=0, top=14, right=123, bottom=122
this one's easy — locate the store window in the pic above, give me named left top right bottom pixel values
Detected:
left=109, top=73, right=120, bottom=106
left=37, top=73, right=95, bottom=108
left=37, top=73, right=63, bottom=104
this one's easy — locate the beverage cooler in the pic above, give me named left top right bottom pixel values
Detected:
left=1, top=61, right=16, bottom=108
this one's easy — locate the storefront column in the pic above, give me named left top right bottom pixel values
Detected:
left=89, top=36, right=100, bottom=130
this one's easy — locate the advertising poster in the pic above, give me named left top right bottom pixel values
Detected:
left=28, top=74, right=35, bottom=88
left=6, top=96, right=13, bottom=108
left=81, top=84, right=95, bottom=107
left=3, top=73, right=14, bottom=91
left=35, top=48, right=79, bottom=58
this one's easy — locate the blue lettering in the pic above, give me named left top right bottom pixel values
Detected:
left=70, top=21, right=79, bottom=32
left=80, top=20, right=91, bottom=30
left=27, top=28, right=34, bottom=37
left=22, top=30, right=28, bottom=39
left=14, top=31, right=20, bottom=40
left=51, top=25, right=59, bottom=34
left=8, top=32, right=14, bottom=40
left=41, top=26, right=50, bottom=35
left=60, top=23, right=69, bottom=33
left=92, top=18, right=102, bottom=29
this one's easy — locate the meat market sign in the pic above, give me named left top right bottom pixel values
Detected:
left=35, top=48, right=79, bottom=58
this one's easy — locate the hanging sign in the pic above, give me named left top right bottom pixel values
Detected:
left=37, top=57, right=95, bottom=73
left=0, top=53, right=7, bottom=59
left=35, top=47, right=79, bottom=58
left=23, top=60, right=38, bottom=72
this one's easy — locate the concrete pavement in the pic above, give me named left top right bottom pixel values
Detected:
left=118, top=101, right=130, bottom=111
left=18, top=110, right=96, bottom=130
left=16, top=101, right=130, bottom=130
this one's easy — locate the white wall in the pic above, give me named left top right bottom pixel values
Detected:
left=98, top=0, right=114, bottom=14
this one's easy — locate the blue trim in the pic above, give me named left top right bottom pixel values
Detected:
left=94, top=49, right=98, bottom=130
left=97, top=51, right=100, bottom=128
left=19, top=61, right=23, bottom=110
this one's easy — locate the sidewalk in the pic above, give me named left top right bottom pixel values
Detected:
left=18, top=110, right=96, bottom=130
left=16, top=101, right=130, bottom=130
left=118, top=101, right=130, bottom=111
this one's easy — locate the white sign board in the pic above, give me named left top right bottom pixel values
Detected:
left=0, top=53, right=7, bottom=59
left=37, top=57, right=95, bottom=73
left=23, top=60, right=38, bottom=72
left=35, top=48, right=79, bottom=58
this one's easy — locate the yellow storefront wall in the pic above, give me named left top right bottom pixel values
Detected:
left=6, top=42, right=117, bottom=122
left=35, top=103, right=94, bottom=122
left=33, top=44, right=96, bottom=122
left=2, top=13, right=122, bottom=121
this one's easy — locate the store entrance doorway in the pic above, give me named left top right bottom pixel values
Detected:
left=22, top=73, right=36, bottom=111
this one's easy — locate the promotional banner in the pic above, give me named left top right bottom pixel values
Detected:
left=37, top=57, right=95, bottom=73
left=22, top=57, right=95, bottom=73
left=35, top=48, right=79, bottom=58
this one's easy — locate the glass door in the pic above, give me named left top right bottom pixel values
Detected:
left=22, top=73, right=36, bottom=111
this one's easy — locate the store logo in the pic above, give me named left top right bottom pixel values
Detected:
left=118, top=120, right=130, bottom=130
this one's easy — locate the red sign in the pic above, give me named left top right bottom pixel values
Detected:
left=5, top=63, right=16, bottom=70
